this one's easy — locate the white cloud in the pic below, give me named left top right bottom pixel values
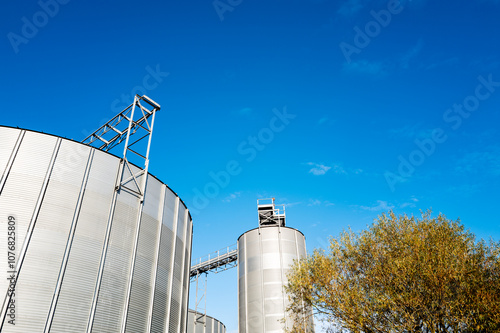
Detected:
left=307, top=162, right=332, bottom=176
left=360, top=200, right=395, bottom=212
left=308, top=199, right=335, bottom=207
left=330, top=163, right=348, bottom=175
left=306, top=162, right=363, bottom=176
left=400, top=197, right=418, bottom=208
left=308, top=199, right=322, bottom=206
left=222, top=192, right=241, bottom=203
left=283, top=201, right=302, bottom=207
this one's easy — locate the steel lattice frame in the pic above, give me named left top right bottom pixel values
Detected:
left=81, top=94, right=160, bottom=201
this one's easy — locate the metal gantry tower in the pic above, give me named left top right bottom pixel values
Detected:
left=81, top=95, right=161, bottom=333
left=190, top=244, right=238, bottom=329
left=81, top=94, right=160, bottom=201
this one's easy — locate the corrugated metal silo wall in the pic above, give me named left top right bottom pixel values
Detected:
left=238, top=226, right=314, bottom=332
left=0, top=127, right=193, bottom=333
left=186, top=309, right=226, bottom=333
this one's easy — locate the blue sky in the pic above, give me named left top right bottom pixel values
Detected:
left=2, top=0, right=500, bottom=331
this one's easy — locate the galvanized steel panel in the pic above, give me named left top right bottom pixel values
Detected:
left=151, top=223, right=175, bottom=333
left=125, top=214, right=159, bottom=332
left=92, top=196, right=140, bottom=333
left=0, top=133, right=59, bottom=332
left=2, top=140, right=89, bottom=332
left=50, top=150, right=120, bottom=332
left=125, top=177, right=164, bottom=332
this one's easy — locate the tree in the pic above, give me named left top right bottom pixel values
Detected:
left=285, top=211, right=500, bottom=333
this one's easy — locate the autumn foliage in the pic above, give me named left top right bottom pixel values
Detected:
left=285, top=211, right=500, bottom=333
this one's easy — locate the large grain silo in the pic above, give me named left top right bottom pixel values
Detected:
left=238, top=198, right=314, bottom=332
left=0, top=96, right=192, bottom=332
left=186, top=309, right=226, bottom=333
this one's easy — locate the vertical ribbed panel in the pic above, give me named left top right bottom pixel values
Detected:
left=91, top=190, right=140, bottom=332
left=181, top=221, right=193, bottom=332
left=0, top=131, right=57, bottom=311
left=238, top=227, right=311, bottom=333
left=238, top=237, right=246, bottom=332
left=179, top=208, right=192, bottom=332
left=0, top=127, right=22, bottom=189
left=169, top=203, right=186, bottom=333
left=150, top=189, right=177, bottom=332
left=168, top=203, right=186, bottom=333
left=2, top=140, right=88, bottom=332
left=125, top=176, right=163, bottom=333
left=50, top=152, right=120, bottom=332
left=151, top=224, right=174, bottom=333
left=167, top=258, right=180, bottom=330
left=0, top=132, right=59, bottom=331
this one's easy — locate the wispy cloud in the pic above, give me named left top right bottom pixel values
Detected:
left=455, top=147, right=500, bottom=176
left=307, top=162, right=332, bottom=176
left=425, top=56, right=460, bottom=70
left=469, top=56, right=500, bottom=72
left=388, top=123, right=434, bottom=140
left=360, top=200, right=395, bottom=211
left=342, top=60, right=388, bottom=77
left=400, top=196, right=419, bottom=208
left=222, top=191, right=241, bottom=203
left=399, top=39, right=424, bottom=69
left=283, top=201, right=302, bottom=207
left=308, top=199, right=335, bottom=206
left=237, top=107, right=252, bottom=116
left=446, top=183, right=480, bottom=197
left=306, top=162, right=363, bottom=176
left=337, top=0, right=365, bottom=17
left=343, top=39, right=427, bottom=77
left=317, top=116, right=329, bottom=125
left=309, top=199, right=322, bottom=206
left=330, top=163, right=349, bottom=175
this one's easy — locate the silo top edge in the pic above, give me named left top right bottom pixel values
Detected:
left=0, top=125, right=191, bottom=216
left=237, top=225, right=305, bottom=242
left=187, top=309, right=227, bottom=328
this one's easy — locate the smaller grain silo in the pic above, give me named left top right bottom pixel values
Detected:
left=237, top=198, right=314, bottom=332
left=186, top=309, right=226, bottom=333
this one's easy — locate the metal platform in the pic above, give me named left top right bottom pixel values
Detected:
left=257, top=198, right=286, bottom=227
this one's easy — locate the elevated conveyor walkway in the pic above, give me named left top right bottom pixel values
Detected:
left=190, top=244, right=238, bottom=279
